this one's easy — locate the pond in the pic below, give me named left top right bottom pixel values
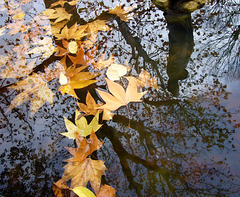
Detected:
left=0, top=0, right=240, bottom=196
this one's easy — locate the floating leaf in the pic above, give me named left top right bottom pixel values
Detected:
left=42, top=8, right=72, bottom=24
left=73, top=187, right=96, bottom=197
left=92, top=54, right=116, bottom=70
left=61, top=110, right=102, bottom=138
left=97, top=185, right=116, bottom=197
left=61, top=158, right=106, bottom=194
left=65, top=131, right=103, bottom=163
left=96, top=77, right=147, bottom=111
left=108, top=4, right=136, bottom=22
left=78, top=91, right=102, bottom=116
left=58, top=65, right=97, bottom=99
left=106, top=63, right=130, bottom=81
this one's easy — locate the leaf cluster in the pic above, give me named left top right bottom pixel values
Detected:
left=0, top=1, right=160, bottom=196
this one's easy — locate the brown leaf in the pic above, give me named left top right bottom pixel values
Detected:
left=78, top=91, right=102, bottom=116
left=61, top=158, right=106, bottom=194
left=65, top=131, right=103, bottom=163
left=97, top=185, right=116, bottom=197
left=96, top=77, right=147, bottom=111
left=68, top=46, right=93, bottom=66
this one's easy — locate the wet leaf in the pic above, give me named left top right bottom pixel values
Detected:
left=92, top=54, right=116, bottom=70
left=65, top=131, right=103, bottom=163
left=97, top=185, right=116, bottom=197
left=69, top=45, right=94, bottom=66
left=78, top=91, right=103, bottom=116
left=42, top=8, right=72, bottom=24
left=106, top=63, right=130, bottom=81
left=61, top=158, right=106, bottom=194
left=58, top=65, right=97, bottom=98
left=73, top=187, right=96, bottom=197
left=61, top=110, right=102, bottom=138
left=108, top=4, right=136, bottom=22
left=55, top=23, right=87, bottom=40
left=68, top=40, right=78, bottom=54
left=96, top=77, right=147, bottom=111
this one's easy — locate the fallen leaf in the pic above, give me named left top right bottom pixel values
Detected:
left=102, top=109, right=114, bottom=121
left=42, top=7, right=72, bottom=24
left=92, top=54, right=116, bottom=70
left=61, top=158, right=106, bottom=194
left=7, top=73, right=54, bottom=116
left=55, top=23, right=87, bottom=40
left=58, top=65, right=97, bottom=99
left=61, top=110, right=102, bottom=138
left=68, top=40, right=78, bottom=54
left=106, top=63, right=130, bottom=81
left=6, top=20, right=30, bottom=35
left=68, top=45, right=94, bottom=66
left=65, top=131, right=103, bottom=163
left=96, top=77, right=147, bottom=111
left=136, top=69, right=159, bottom=89
left=108, top=4, right=136, bottom=22
left=50, top=0, right=67, bottom=7
left=97, top=185, right=116, bottom=197
left=78, top=91, right=102, bottom=116
left=73, top=187, right=96, bottom=197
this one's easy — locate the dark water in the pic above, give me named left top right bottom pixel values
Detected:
left=0, top=0, right=240, bottom=196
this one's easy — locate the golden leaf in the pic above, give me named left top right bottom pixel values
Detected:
left=55, top=23, right=87, bottom=40
left=78, top=91, right=102, bottom=116
left=61, top=110, right=102, bottom=138
left=108, top=4, right=136, bottom=22
left=97, top=185, right=116, bottom=197
left=68, top=40, right=78, bottom=54
left=96, top=77, right=147, bottom=111
left=73, top=187, right=96, bottom=197
left=58, top=65, right=97, bottom=99
left=42, top=8, right=72, bottom=24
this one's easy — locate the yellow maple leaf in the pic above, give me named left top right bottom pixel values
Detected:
left=42, top=8, right=72, bottom=24
left=108, top=4, right=136, bottom=22
left=96, top=77, right=147, bottom=111
left=55, top=23, right=87, bottom=40
left=58, top=65, right=97, bottom=99
left=61, top=110, right=102, bottom=139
